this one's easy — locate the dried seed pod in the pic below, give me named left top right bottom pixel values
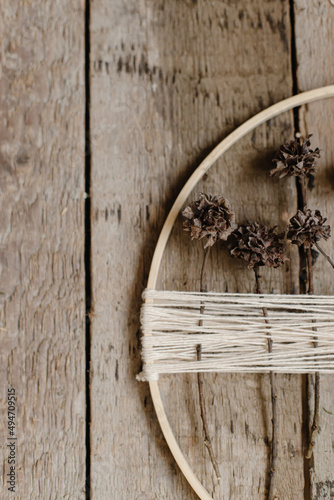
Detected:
left=182, top=193, right=236, bottom=248
left=229, top=222, right=287, bottom=268
left=270, top=135, right=320, bottom=178
left=287, top=208, right=331, bottom=246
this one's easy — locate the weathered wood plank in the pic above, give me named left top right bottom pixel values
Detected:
left=294, top=2, right=334, bottom=497
left=90, top=1, right=307, bottom=498
left=0, top=2, right=86, bottom=498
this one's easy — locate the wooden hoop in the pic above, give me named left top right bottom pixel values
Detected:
left=146, top=85, right=334, bottom=500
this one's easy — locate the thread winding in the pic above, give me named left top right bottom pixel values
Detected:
left=137, top=289, right=334, bottom=381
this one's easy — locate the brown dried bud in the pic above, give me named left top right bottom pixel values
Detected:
left=182, top=193, right=236, bottom=248
left=270, top=135, right=320, bottom=178
left=229, top=222, right=287, bottom=268
left=287, top=208, right=331, bottom=246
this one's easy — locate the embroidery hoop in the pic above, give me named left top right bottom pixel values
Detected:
left=143, top=85, right=334, bottom=500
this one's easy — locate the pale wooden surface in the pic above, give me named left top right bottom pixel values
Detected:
left=89, top=1, right=304, bottom=498
left=0, top=1, right=86, bottom=499
left=295, top=2, right=334, bottom=497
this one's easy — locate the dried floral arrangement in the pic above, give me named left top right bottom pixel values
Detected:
left=137, top=87, right=334, bottom=500
left=181, top=135, right=333, bottom=499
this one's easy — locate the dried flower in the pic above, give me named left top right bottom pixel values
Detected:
left=182, top=193, right=236, bottom=248
left=287, top=208, right=331, bottom=246
left=270, top=135, right=320, bottom=178
left=229, top=222, right=287, bottom=268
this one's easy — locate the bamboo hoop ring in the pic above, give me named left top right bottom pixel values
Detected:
left=145, top=85, right=334, bottom=500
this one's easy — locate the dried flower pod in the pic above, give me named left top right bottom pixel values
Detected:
left=287, top=208, right=331, bottom=246
left=270, top=135, right=320, bottom=178
left=229, top=222, right=287, bottom=268
left=182, top=193, right=236, bottom=248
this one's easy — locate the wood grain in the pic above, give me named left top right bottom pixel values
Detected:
left=294, top=1, right=334, bottom=497
left=0, top=1, right=86, bottom=498
left=89, top=1, right=308, bottom=498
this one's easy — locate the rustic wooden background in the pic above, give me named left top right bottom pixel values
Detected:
left=1, top=1, right=334, bottom=499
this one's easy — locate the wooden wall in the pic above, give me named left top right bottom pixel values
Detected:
left=1, top=1, right=334, bottom=498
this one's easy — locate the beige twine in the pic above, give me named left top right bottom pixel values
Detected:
left=137, top=289, right=334, bottom=381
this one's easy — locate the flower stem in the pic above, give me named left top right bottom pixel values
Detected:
left=200, top=246, right=211, bottom=293
left=254, top=267, right=277, bottom=500
left=197, top=345, right=221, bottom=480
left=305, top=243, right=314, bottom=295
left=197, top=246, right=220, bottom=480
left=297, top=175, right=320, bottom=459
left=306, top=372, right=320, bottom=460
left=300, top=175, right=307, bottom=209
left=305, top=242, right=320, bottom=460
left=315, top=242, right=334, bottom=269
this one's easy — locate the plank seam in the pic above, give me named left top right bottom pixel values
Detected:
left=289, top=1, right=311, bottom=497
left=85, top=0, right=92, bottom=497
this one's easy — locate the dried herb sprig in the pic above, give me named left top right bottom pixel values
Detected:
left=287, top=208, right=331, bottom=248
left=182, top=192, right=236, bottom=480
left=270, top=135, right=320, bottom=180
left=287, top=207, right=333, bottom=288
left=229, top=222, right=287, bottom=269
left=229, top=222, right=286, bottom=500
left=182, top=193, right=236, bottom=248
left=286, top=207, right=332, bottom=458
left=271, top=134, right=324, bottom=460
